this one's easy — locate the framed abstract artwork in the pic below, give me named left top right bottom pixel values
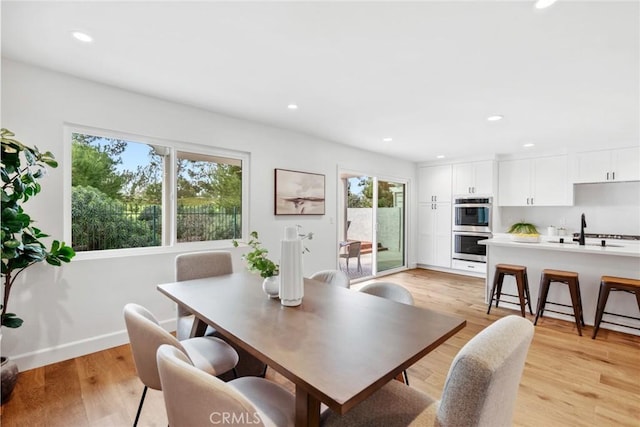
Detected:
left=274, top=168, right=325, bottom=215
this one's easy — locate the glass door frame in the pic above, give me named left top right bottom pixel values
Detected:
left=338, top=168, right=408, bottom=282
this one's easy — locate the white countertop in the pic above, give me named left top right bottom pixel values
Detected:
left=481, top=234, right=640, bottom=258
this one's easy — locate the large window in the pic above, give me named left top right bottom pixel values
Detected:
left=69, top=128, right=245, bottom=252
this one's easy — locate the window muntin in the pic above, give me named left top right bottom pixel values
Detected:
left=70, top=129, right=244, bottom=252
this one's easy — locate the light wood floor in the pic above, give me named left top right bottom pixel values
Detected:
left=1, top=269, right=639, bottom=426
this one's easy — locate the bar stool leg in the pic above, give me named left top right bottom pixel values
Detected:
left=534, top=277, right=551, bottom=325
left=567, top=279, right=583, bottom=336
left=515, top=272, right=526, bottom=318
left=487, top=271, right=501, bottom=314
left=592, top=282, right=611, bottom=339
left=495, top=272, right=505, bottom=308
left=576, top=278, right=585, bottom=327
left=524, top=270, right=534, bottom=315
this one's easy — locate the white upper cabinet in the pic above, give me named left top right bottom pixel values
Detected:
left=452, top=160, right=495, bottom=196
left=418, top=164, right=452, bottom=203
left=498, top=155, right=573, bottom=206
left=574, top=146, right=640, bottom=183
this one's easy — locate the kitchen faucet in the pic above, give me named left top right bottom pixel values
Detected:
left=578, top=213, right=587, bottom=245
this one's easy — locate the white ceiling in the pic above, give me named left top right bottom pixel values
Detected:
left=2, top=1, right=639, bottom=163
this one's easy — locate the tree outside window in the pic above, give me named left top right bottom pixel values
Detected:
left=71, top=131, right=243, bottom=252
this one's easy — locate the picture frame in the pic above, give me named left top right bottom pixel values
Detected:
left=274, top=168, right=325, bottom=215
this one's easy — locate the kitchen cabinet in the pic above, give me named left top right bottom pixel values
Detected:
left=452, top=160, right=495, bottom=196
left=418, top=164, right=452, bottom=203
left=574, top=146, right=640, bottom=183
left=498, top=155, right=573, bottom=206
left=418, top=202, right=452, bottom=268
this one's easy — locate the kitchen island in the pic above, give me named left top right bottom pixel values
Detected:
left=481, top=235, right=640, bottom=335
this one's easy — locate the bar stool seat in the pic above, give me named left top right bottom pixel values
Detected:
left=487, top=264, right=533, bottom=317
left=534, top=269, right=585, bottom=336
left=592, top=276, right=640, bottom=339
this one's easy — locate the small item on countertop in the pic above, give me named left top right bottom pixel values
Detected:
left=558, top=227, right=567, bottom=236
left=547, top=226, right=557, bottom=236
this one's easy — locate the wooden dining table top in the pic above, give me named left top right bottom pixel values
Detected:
left=157, top=272, right=466, bottom=427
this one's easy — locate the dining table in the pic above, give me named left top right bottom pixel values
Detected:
left=157, top=272, right=466, bottom=427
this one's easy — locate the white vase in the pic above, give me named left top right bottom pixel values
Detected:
left=279, top=226, right=304, bottom=306
left=262, top=276, right=280, bottom=299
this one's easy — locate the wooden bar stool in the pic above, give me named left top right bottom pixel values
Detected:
left=534, top=269, right=585, bottom=336
left=487, top=264, right=533, bottom=317
left=592, top=276, right=640, bottom=339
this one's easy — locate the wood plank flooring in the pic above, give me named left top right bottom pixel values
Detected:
left=1, top=268, right=639, bottom=426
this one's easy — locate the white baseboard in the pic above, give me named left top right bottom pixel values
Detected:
left=12, top=318, right=176, bottom=372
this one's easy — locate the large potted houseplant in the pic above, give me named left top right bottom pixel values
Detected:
left=1, top=128, right=76, bottom=402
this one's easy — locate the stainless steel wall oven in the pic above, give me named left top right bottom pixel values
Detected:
left=453, top=197, right=492, bottom=233
left=452, top=231, right=490, bottom=263
left=452, top=197, right=492, bottom=263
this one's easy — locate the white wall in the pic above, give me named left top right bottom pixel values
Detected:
left=497, top=181, right=640, bottom=236
left=1, top=59, right=417, bottom=370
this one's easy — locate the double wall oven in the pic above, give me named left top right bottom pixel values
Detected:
left=452, top=197, right=492, bottom=263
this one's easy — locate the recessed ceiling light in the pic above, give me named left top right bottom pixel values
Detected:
left=534, top=0, right=558, bottom=10
left=523, top=143, right=535, bottom=148
left=383, top=137, right=393, bottom=142
left=287, top=104, right=298, bottom=110
left=71, top=31, right=93, bottom=43
left=487, top=115, right=504, bottom=122
left=436, top=155, right=445, bottom=159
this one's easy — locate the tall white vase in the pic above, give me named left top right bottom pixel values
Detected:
left=279, top=226, right=304, bottom=306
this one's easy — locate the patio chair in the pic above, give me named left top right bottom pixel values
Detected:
left=340, top=241, right=362, bottom=273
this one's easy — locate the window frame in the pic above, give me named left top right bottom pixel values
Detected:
left=63, top=124, right=249, bottom=260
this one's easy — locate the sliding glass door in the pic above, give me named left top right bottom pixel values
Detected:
left=376, top=180, right=405, bottom=273
left=339, top=172, right=406, bottom=281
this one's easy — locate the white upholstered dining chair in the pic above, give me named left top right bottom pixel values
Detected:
left=359, top=281, right=414, bottom=384
left=311, top=269, right=351, bottom=288
left=157, top=344, right=295, bottom=427
left=123, top=303, right=239, bottom=426
left=358, top=281, right=415, bottom=306
left=320, top=315, right=534, bottom=427
left=175, top=250, right=268, bottom=378
left=175, top=250, right=233, bottom=340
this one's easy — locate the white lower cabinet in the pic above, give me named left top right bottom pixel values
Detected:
left=451, top=259, right=487, bottom=274
left=418, top=203, right=451, bottom=268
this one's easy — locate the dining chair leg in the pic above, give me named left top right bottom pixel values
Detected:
left=402, top=370, right=409, bottom=385
left=133, top=385, right=148, bottom=427
left=232, top=367, right=239, bottom=379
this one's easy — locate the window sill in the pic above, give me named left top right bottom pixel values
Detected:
left=72, top=240, right=240, bottom=261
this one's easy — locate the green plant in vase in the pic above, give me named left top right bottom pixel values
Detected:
left=507, top=222, right=540, bottom=235
left=1, top=128, right=76, bottom=402
left=232, top=231, right=278, bottom=278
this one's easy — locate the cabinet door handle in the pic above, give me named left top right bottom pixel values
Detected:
left=612, top=172, right=615, bottom=180
left=606, top=172, right=610, bottom=180
left=434, top=195, right=437, bottom=202
left=531, top=197, right=534, bottom=205
left=472, top=187, right=475, bottom=193
left=526, top=197, right=529, bottom=205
